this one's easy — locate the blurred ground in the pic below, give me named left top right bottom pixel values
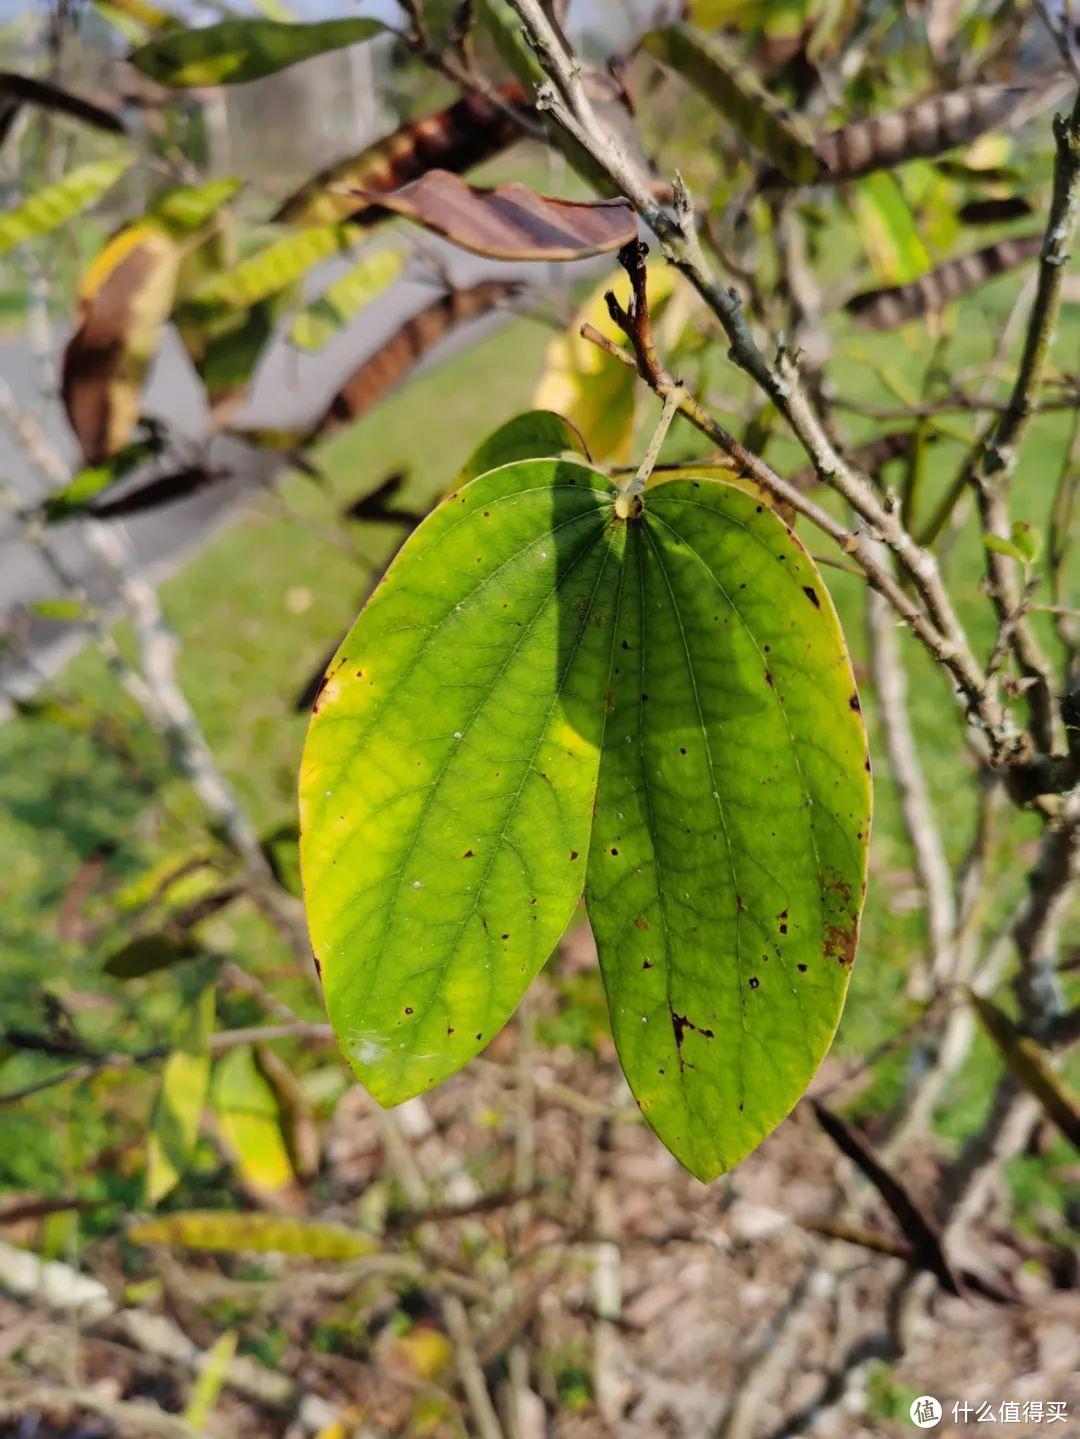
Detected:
left=2, top=936, right=1078, bottom=1438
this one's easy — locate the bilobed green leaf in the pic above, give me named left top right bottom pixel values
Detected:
left=185, top=224, right=355, bottom=313
left=129, top=1210, right=378, bottom=1258
left=0, top=157, right=130, bottom=257
left=146, top=986, right=214, bottom=1205
left=211, top=1044, right=296, bottom=1198
left=641, top=24, right=819, bottom=183
left=457, top=410, right=590, bottom=484
left=129, top=16, right=386, bottom=87
left=289, top=248, right=403, bottom=352
left=300, top=460, right=870, bottom=1177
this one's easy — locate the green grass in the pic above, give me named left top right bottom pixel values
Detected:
left=0, top=269, right=1076, bottom=1201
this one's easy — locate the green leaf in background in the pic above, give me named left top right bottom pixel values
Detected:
left=44, top=439, right=156, bottom=522
left=456, top=409, right=590, bottom=483
left=145, top=986, right=214, bottom=1205
left=129, top=1210, right=378, bottom=1257
left=129, top=17, right=386, bottom=87
left=641, top=24, right=820, bottom=183
left=300, top=457, right=869, bottom=1176
left=211, top=1044, right=296, bottom=1199
left=585, top=477, right=869, bottom=1179
left=184, top=1330, right=237, bottom=1434
left=179, top=295, right=283, bottom=419
left=29, top=597, right=88, bottom=622
left=289, top=248, right=403, bottom=351
left=93, top=0, right=173, bottom=41
left=0, top=157, right=130, bottom=257
left=103, top=930, right=200, bottom=979
left=474, top=0, right=619, bottom=193
left=185, top=224, right=355, bottom=313
left=475, top=0, right=542, bottom=88
left=849, top=172, right=930, bottom=285
left=985, top=520, right=1042, bottom=566
left=151, top=177, right=244, bottom=236
left=687, top=0, right=755, bottom=22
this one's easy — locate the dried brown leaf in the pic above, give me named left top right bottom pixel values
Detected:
left=351, top=170, right=636, bottom=261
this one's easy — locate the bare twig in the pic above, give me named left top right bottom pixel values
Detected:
left=865, top=582, right=956, bottom=991
left=0, top=1022, right=334, bottom=1106
left=954, top=90, right=1080, bottom=752
left=508, top=0, right=1007, bottom=754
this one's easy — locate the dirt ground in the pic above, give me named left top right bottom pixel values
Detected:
left=2, top=927, right=1078, bottom=1439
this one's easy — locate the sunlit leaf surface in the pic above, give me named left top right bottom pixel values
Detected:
left=301, top=458, right=869, bottom=1177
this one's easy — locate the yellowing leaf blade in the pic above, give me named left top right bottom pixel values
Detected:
left=211, top=1044, right=296, bottom=1199
left=289, top=248, right=403, bottom=351
left=62, top=221, right=180, bottom=462
left=146, top=987, right=214, bottom=1206
left=129, top=1210, right=377, bottom=1258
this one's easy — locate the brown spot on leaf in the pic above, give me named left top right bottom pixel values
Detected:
left=849, top=692, right=861, bottom=712
left=669, top=1004, right=715, bottom=1070
left=824, top=919, right=857, bottom=966
left=634, top=916, right=651, bottom=931
left=803, top=585, right=820, bottom=607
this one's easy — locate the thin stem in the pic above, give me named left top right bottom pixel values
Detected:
left=954, top=91, right=1080, bottom=751
left=619, top=384, right=683, bottom=511
left=507, top=0, right=1006, bottom=756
